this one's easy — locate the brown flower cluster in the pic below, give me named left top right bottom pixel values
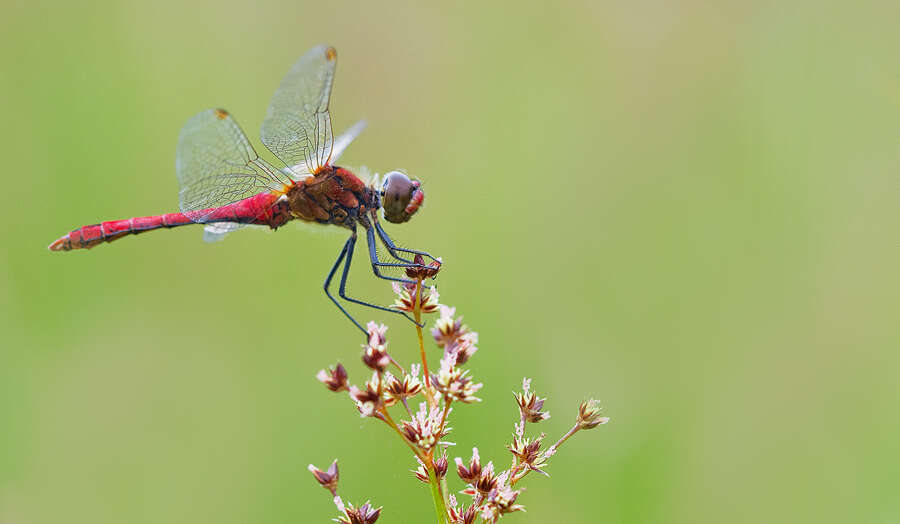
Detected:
left=391, top=282, right=440, bottom=314
left=404, top=253, right=442, bottom=280
left=432, top=305, right=478, bottom=364
left=308, top=459, right=382, bottom=524
left=445, top=378, right=609, bottom=522
left=309, top=277, right=609, bottom=523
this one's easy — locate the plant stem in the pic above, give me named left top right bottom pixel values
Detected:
left=414, top=278, right=431, bottom=388
left=427, top=460, right=450, bottom=524
left=545, top=423, right=580, bottom=457
left=409, top=277, right=446, bottom=523
left=413, top=278, right=438, bottom=408
left=439, top=400, right=452, bottom=431
left=379, top=407, right=422, bottom=460
left=401, top=398, right=414, bottom=417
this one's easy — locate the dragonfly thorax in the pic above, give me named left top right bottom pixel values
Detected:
left=284, top=166, right=376, bottom=229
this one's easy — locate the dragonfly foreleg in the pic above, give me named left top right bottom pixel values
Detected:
left=366, top=227, right=418, bottom=285
left=338, top=232, right=424, bottom=329
left=374, top=221, right=440, bottom=266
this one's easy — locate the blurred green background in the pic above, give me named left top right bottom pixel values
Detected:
left=2, top=0, right=898, bottom=522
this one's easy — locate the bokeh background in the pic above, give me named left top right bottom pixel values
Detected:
left=2, top=1, right=898, bottom=522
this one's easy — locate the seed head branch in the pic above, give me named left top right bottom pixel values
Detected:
left=309, top=261, right=609, bottom=523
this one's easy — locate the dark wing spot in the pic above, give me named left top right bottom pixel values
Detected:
left=213, top=108, right=229, bottom=120
left=325, top=47, right=337, bottom=61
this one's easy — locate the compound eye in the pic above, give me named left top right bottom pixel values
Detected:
left=382, top=171, right=422, bottom=223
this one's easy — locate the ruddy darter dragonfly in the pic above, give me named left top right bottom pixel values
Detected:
left=49, top=45, right=440, bottom=335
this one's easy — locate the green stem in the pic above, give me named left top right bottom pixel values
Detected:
left=413, top=278, right=437, bottom=407
left=545, top=423, right=580, bottom=457
left=428, top=464, right=450, bottom=524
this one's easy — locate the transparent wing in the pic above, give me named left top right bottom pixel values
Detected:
left=261, top=45, right=337, bottom=177
left=330, top=120, right=366, bottom=165
left=283, top=120, right=366, bottom=179
left=176, top=108, right=291, bottom=222
left=203, top=222, right=244, bottom=242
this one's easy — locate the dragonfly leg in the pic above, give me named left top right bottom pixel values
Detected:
left=375, top=221, right=440, bottom=266
left=339, top=232, right=424, bottom=328
left=324, top=235, right=367, bottom=336
left=368, top=223, right=439, bottom=279
left=366, top=227, right=417, bottom=285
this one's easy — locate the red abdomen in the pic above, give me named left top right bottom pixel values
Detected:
left=49, top=192, right=286, bottom=251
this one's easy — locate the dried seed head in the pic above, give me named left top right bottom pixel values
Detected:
left=514, top=379, right=550, bottom=423
left=472, top=461, right=500, bottom=496
left=349, top=372, right=383, bottom=417
left=455, top=447, right=482, bottom=484
left=486, top=484, right=525, bottom=517
left=391, top=282, right=440, bottom=314
left=433, top=352, right=483, bottom=403
left=383, top=372, right=422, bottom=406
left=448, top=494, right=479, bottom=524
left=412, top=457, right=429, bottom=484
left=433, top=453, right=449, bottom=481
left=400, top=403, right=450, bottom=451
left=412, top=453, right=448, bottom=483
left=366, top=321, right=388, bottom=347
left=447, top=332, right=478, bottom=365
left=577, top=399, right=610, bottom=430
left=317, top=363, right=349, bottom=392
left=404, top=254, right=442, bottom=280
left=432, top=307, right=479, bottom=365
left=456, top=505, right=479, bottom=524
left=479, top=504, right=498, bottom=523
left=508, top=434, right=549, bottom=477
left=308, top=459, right=340, bottom=496
left=432, top=305, right=466, bottom=348
left=362, top=323, right=391, bottom=373
left=336, top=500, right=382, bottom=524
left=362, top=345, right=390, bottom=373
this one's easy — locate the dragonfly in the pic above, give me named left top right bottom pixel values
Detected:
left=49, top=45, right=440, bottom=335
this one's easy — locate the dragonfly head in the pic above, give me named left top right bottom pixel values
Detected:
left=381, top=171, right=424, bottom=224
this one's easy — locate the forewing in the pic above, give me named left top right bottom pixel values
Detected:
left=286, top=120, right=366, bottom=175
left=261, top=45, right=337, bottom=177
left=176, top=108, right=290, bottom=221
